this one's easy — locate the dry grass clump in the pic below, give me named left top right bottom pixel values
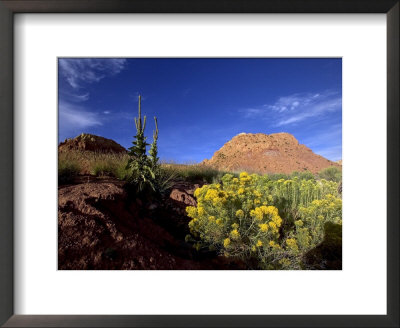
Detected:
left=58, top=150, right=130, bottom=180
left=161, top=162, right=233, bottom=183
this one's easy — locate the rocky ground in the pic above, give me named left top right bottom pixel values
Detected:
left=58, top=177, right=244, bottom=270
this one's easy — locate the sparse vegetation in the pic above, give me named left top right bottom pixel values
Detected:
left=58, top=151, right=129, bottom=182
left=58, top=157, right=80, bottom=184
left=318, top=166, right=342, bottom=182
left=161, top=163, right=233, bottom=184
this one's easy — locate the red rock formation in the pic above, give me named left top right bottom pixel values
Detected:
left=59, top=133, right=126, bottom=153
left=202, top=132, right=340, bottom=174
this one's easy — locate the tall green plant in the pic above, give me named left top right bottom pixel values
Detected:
left=125, top=95, right=153, bottom=191
left=126, top=95, right=148, bottom=171
left=149, top=117, right=159, bottom=170
left=125, top=95, right=169, bottom=195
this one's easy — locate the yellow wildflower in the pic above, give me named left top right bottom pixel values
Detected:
left=230, top=229, right=240, bottom=239
left=235, top=209, right=244, bottom=219
left=268, top=221, right=277, bottom=231
left=186, top=206, right=197, bottom=218
left=239, top=172, right=252, bottom=184
left=256, top=240, right=263, bottom=247
left=197, top=206, right=205, bottom=216
left=238, top=188, right=245, bottom=195
left=272, top=215, right=283, bottom=227
left=188, top=218, right=198, bottom=229
left=194, top=188, right=201, bottom=198
left=251, top=207, right=264, bottom=221
left=204, top=189, right=219, bottom=201
left=259, top=223, right=268, bottom=232
left=216, top=218, right=223, bottom=226
left=294, top=220, right=304, bottom=227
left=286, top=238, right=298, bottom=251
left=223, top=238, right=231, bottom=248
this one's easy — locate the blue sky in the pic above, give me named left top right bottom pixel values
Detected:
left=58, top=58, right=342, bottom=162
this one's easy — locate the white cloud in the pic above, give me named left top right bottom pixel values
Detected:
left=103, top=111, right=111, bottom=114
left=59, top=101, right=102, bottom=129
left=241, top=108, right=264, bottom=118
left=267, top=94, right=311, bottom=112
left=240, top=90, right=342, bottom=126
left=276, top=97, right=341, bottom=126
left=58, top=59, right=127, bottom=136
left=71, top=93, right=90, bottom=102
left=60, top=91, right=90, bottom=102
left=59, top=58, right=127, bottom=89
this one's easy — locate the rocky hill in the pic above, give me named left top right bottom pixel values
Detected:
left=59, top=133, right=126, bottom=153
left=202, top=132, right=340, bottom=174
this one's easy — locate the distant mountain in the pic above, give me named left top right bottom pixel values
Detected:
left=59, top=133, right=127, bottom=153
left=201, top=132, right=340, bottom=174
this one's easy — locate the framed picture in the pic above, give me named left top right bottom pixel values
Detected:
left=0, top=0, right=398, bottom=327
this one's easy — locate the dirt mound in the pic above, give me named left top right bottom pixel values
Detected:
left=202, top=132, right=340, bottom=174
left=58, top=178, right=243, bottom=270
left=59, top=133, right=126, bottom=153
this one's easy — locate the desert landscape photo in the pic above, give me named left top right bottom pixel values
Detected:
left=58, top=58, right=342, bottom=270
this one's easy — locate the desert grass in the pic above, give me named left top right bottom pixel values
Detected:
left=58, top=151, right=340, bottom=185
left=58, top=150, right=130, bottom=180
left=161, top=162, right=234, bottom=183
left=58, top=151, right=228, bottom=183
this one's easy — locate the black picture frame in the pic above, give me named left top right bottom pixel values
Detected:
left=0, top=1, right=398, bottom=327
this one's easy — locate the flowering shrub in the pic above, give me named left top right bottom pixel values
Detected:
left=271, top=177, right=339, bottom=209
left=186, top=172, right=342, bottom=269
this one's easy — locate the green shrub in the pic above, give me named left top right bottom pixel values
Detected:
left=186, top=172, right=342, bottom=270
left=290, top=171, right=315, bottom=180
left=180, top=167, right=226, bottom=183
left=318, top=166, right=342, bottom=182
left=267, top=173, right=290, bottom=181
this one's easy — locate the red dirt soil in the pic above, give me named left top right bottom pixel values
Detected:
left=202, top=132, right=340, bottom=174
left=58, top=178, right=244, bottom=270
